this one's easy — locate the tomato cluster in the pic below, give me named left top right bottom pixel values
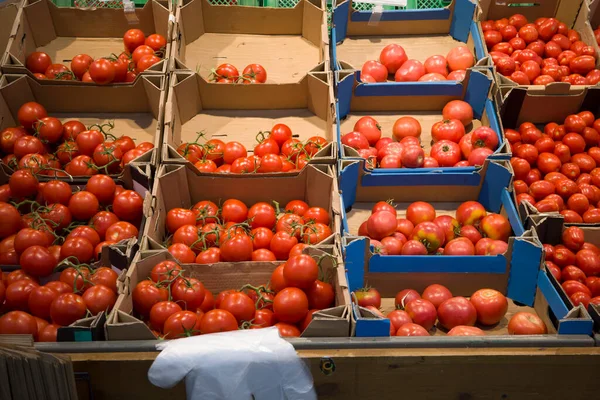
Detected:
left=0, top=102, right=154, bottom=177
left=543, top=226, right=600, bottom=309
left=209, top=63, right=267, bottom=84
left=483, top=14, right=600, bottom=85
left=0, top=265, right=119, bottom=342
left=356, top=200, right=510, bottom=256
left=343, top=101, right=499, bottom=168
left=355, top=285, right=546, bottom=336
left=177, top=124, right=328, bottom=173
left=360, top=44, right=474, bottom=83
left=0, top=174, right=143, bottom=269
left=132, top=254, right=335, bottom=339
left=25, top=30, right=166, bottom=84
left=165, top=199, right=331, bottom=263
left=509, top=111, right=600, bottom=222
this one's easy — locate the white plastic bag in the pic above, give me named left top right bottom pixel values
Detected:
left=148, top=327, right=316, bottom=400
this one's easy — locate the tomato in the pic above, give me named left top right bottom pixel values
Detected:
left=123, top=29, right=145, bottom=53
left=269, top=231, right=298, bottom=260
left=19, top=245, right=56, bottom=277
left=148, top=301, right=182, bottom=331
left=132, top=281, right=168, bottom=317
left=4, top=279, right=38, bottom=311
left=537, top=153, right=561, bottom=175
left=570, top=56, right=595, bottom=76
left=68, top=191, right=99, bottom=221
left=405, top=299, right=437, bottom=331
left=519, top=24, right=539, bottom=43
left=366, top=210, right=397, bottom=240
left=437, top=296, right=477, bottom=330
left=444, top=237, right=475, bottom=255
left=469, top=147, right=493, bottom=166
left=112, top=190, right=143, bottom=223
left=361, top=60, right=388, bottom=82
left=485, top=30, right=503, bottom=48
left=197, top=309, right=237, bottom=335
left=163, top=311, right=201, bottom=339
left=82, top=284, right=117, bottom=316
left=16, top=102, right=47, bottom=132
left=456, top=200, right=486, bottom=226
left=49, top=292, right=86, bottom=326
left=446, top=46, right=474, bottom=71
left=562, top=280, right=591, bottom=297
left=576, top=249, right=600, bottom=277
left=430, top=140, right=462, bottom=167
left=89, top=267, right=118, bottom=293
left=87, top=59, right=115, bottom=84
left=421, top=284, right=452, bottom=309
left=395, top=60, right=425, bottom=82
left=273, top=287, right=308, bottom=323
left=282, top=254, right=318, bottom=290
left=219, top=234, right=253, bottom=262
left=136, top=54, right=161, bottom=73
left=142, top=33, right=166, bottom=52
left=561, top=226, right=584, bottom=252
left=431, top=119, right=465, bottom=143
left=507, top=312, right=547, bottom=334
left=423, top=55, right=448, bottom=76
left=0, top=202, right=21, bottom=239
left=341, top=131, right=369, bottom=150
left=353, top=116, right=382, bottom=146
left=395, top=322, right=429, bottom=336
left=0, top=311, right=37, bottom=337
left=60, top=237, right=94, bottom=263
left=14, top=228, right=52, bottom=255
left=219, top=292, right=255, bottom=324
left=379, top=44, right=408, bottom=74
left=469, top=288, right=508, bottom=325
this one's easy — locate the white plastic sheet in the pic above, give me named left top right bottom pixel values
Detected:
left=148, top=327, right=317, bottom=400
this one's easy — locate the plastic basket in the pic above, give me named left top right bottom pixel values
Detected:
left=52, top=0, right=148, bottom=7
left=351, top=0, right=450, bottom=11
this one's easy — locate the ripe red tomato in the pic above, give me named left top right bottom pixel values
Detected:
left=395, top=322, right=430, bottom=336
left=144, top=34, right=166, bottom=51
left=456, top=201, right=487, bottom=226
left=507, top=312, right=547, bottom=334
left=0, top=311, right=38, bottom=337
left=163, top=310, right=201, bottom=339
left=442, top=100, right=473, bottom=127
left=421, top=284, right=452, bottom=309
left=446, top=46, right=474, bottom=71
left=470, top=289, right=508, bottom=325
left=430, top=140, right=462, bottom=167
left=361, top=60, right=388, bottom=82
left=283, top=254, right=319, bottom=289
left=431, top=119, right=465, bottom=143
left=379, top=44, right=408, bottom=74
left=437, top=296, right=477, bottom=330
left=50, top=292, right=87, bottom=326
left=199, top=309, right=238, bottom=334
left=354, top=288, right=381, bottom=308
left=405, top=299, right=437, bottom=331
left=273, top=287, right=308, bottom=323
left=395, top=60, right=425, bottom=82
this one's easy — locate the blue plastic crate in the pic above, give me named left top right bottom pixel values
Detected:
left=331, top=0, right=487, bottom=76
left=336, top=68, right=509, bottom=182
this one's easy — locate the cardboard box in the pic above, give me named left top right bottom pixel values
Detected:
left=499, top=85, right=600, bottom=224
left=331, top=0, right=488, bottom=80
left=340, top=158, right=543, bottom=310
left=528, top=213, right=595, bottom=336
left=141, top=162, right=341, bottom=252
left=1, top=0, right=172, bottom=82
left=0, top=73, right=166, bottom=178
left=106, top=245, right=351, bottom=340
left=336, top=68, right=510, bottom=182
left=477, top=0, right=600, bottom=97
left=0, top=2, right=19, bottom=67
left=161, top=68, right=336, bottom=170
left=170, top=0, right=327, bottom=89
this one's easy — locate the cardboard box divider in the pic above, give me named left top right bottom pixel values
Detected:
left=340, top=158, right=544, bottom=312
left=476, top=0, right=600, bottom=97
left=335, top=68, right=510, bottom=169
left=1, top=0, right=173, bottom=81
left=527, top=213, right=596, bottom=335
left=161, top=68, right=337, bottom=171
left=0, top=1, right=19, bottom=66
left=170, top=0, right=327, bottom=86
left=142, top=162, right=341, bottom=253
left=106, top=245, right=351, bottom=340
left=331, top=0, right=488, bottom=81
left=499, top=85, right=600, bottom=224
left=0, top=73, right=167, bottom=176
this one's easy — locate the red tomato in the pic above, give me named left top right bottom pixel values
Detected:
left=446, top=46, right=474, bottom=71
left=145, top=34, right=166, bottom=51
left=354, top=288, right=381, bottom=308
left=430, top=140, right=462, bottom=167
left=421, top=284, right=452, bottom=309
left=396, top=323, right=429, bottom=336
left=379, top=44, right=408, bottom=74
left=437, top=296, right=477, bottom=330
left=470, top=289, right=508, bottom=325
left=361, top=60, right=388, bottom=82
left=431, top=119, right=465, bottom=143
left=392, top=116, right=421, bottom=140
left=507, top=312, right=547, bottom=334
left=395, top=60, right=425, bottom=82
left=405, top=299, right=437, bottom=331
left=273, top=287, right=308, bottom=323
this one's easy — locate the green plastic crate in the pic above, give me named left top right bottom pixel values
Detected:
left=351, top=0, right=451, bottom=11
left=52, top=0, right=148, bottom=7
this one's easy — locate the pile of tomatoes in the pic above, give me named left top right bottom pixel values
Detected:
left=543, top=226, right=600, bottom=309
left=342, top=100, right=498, bottom=168
left=0, top=101, right=154, bottom=177
left=209, top=63, right=268, bottom=84
left=354, top=285, right=547, bottom=336
left=132, top=254, right=336, bottom=338
left=176, top=124, right=328, bottom=173
left=25, top=29, right=166, bottom=84
left=360, top=44, right=474, bottom=83
left=0, top=173, right=143, bottom=267
left=165, top=199, right=331, bottom=263
left=483, top=14, right=600, bottom=85
left=356, top=200, right=510, bottom=256
left=509, top=111, right=600, bottom=222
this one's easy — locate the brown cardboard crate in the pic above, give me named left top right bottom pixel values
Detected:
left=0, top=74, right=166, bottom=177
left=161, top=69, right=336, bottom=171
left=141, top=162, right=341, bottom=253
left=1, top=0, right=172, bottom=82
left=0, top=2, right=19, bottom=67
left=171, top=0, right=327, bottom=89
left=106, top=245, right=351, bottom=340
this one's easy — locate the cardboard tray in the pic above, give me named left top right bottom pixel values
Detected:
left=331, top=0, right=488, bottom=82
left=527, top=213, right=596, bottom=336
left=499, top=85, right=600, bottom=225
left=351, top=267, right=593, bottom=339
left=170, top=0, right=327, bottom=87
left=476, top=0, right=600, bottom=100
left=0, top=73, right=167, bottom=178
left=161, top=68, right=336, bottom=170
left=340, top=157, right=542, bottom=310
left=335, top=68, right=510, bottom=179
left=140, top=162, right=341, bottom=253
left=0, top=1, right=19, bottom=67
left=1, top=0, right=172, bottom=83
left=106, top=245, right=351, bottom=340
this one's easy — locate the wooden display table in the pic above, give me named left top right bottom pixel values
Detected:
left=53, top=346, right=600, bottom=400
